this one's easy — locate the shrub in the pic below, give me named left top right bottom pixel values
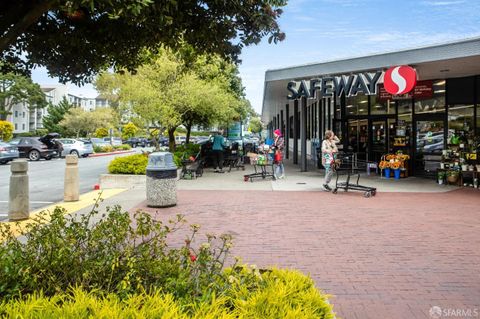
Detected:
left=114, top=144, right=132, bottom=151
left=108, top=154, right=147, bottom=175
left=176, top=143, right=200, bottom=155
left=0, top=203, right=336, bottom=318
left=122, top=122, right=138, bottom=140
left=0, top=270, right=336, bottom=318
left=93, top=145, right=114, bottom=153
left=0, top=203, right=231, bottom=301
left=95, top=127, right=109, bottom=138
left=0, top=121, right=14, bottom=141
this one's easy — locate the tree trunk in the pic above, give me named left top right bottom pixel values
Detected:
left=168, top=128, right=176, bottom=152
left=186, top=122, right=192, bottom=144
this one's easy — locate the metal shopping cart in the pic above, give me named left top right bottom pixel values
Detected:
left=332, top=152, right=377, bottom=198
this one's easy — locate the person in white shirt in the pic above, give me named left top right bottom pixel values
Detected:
left=321, top=130, right=340, bottom=191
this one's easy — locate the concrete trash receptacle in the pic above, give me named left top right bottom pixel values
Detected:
left=146, top=152, right=177, bottom=207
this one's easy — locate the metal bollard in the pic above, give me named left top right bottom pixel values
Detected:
left=64, top=155, right=79, bottom=202
left=146, top=152, right=177, bottom=207
left=8, top=159, right=29, bottom=221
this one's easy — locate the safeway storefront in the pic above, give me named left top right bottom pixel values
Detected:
left=262, top=37, right=480, bottom=177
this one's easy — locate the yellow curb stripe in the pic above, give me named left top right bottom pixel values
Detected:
left=1, top=188, right=127, bottom=239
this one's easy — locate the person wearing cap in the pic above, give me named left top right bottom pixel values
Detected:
left=272, top=129, right=285, bottom=179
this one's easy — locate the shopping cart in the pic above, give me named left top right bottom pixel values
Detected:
left=332, top=152, right=377, bottom=198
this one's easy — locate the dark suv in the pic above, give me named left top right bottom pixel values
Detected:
left=125, top=137, right=148, bottom=148
left=9, top=133, right=62, bottom=161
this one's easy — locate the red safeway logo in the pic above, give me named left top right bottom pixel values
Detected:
left=383, top=65, right=417, bottom=95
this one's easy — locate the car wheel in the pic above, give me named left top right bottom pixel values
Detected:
left=70, top=150, right=80, bottom=157
left=28, top=150, right=41, bottom=161
left=0, top=160, right=7, bottom=165
left=45, top=156, right=52, bottom=160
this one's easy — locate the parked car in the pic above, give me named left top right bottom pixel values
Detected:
left=103, top=137, right=122, bottom=146
left=0, top=141, right=19, bottom=164
left=125, top=137, right=149, bottom=148
left=90, top=138, right=111, bottom=148
left=58, top=138, right=94, bottom=157
left=8, top=133, right=61, bottom=161
left=175, top=136, right=186, bottom=145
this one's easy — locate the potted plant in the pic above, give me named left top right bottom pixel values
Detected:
left=379, top=160, right=391, bottom=178
left=437, top=171, right=446, bottom=185
left=446, top=170, right=460, bottom=184
left=391, top=161, right=402, bottom=179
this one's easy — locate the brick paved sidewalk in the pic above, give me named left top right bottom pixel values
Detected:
left=133, top=189, right=480, bottom=319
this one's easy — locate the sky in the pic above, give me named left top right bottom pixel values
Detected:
left=32, top=0, right=480, bottom=114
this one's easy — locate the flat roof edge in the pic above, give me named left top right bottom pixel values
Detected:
left=265, top=36, right=480, bottom=82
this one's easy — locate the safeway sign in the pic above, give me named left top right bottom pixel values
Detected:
left=383, top=65, right=417, bottom=95
left=286, top=65, right=418, bottom=100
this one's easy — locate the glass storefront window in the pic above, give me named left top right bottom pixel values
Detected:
left=397, top=100, right=412, bottom=148
left=345, top=95, right=368, bottom=116
left=398, top=100, right=412, bottom=115
left=448, top=104, right=474, bottom=136
left=370, top=96, right=395, bottom=115
left=414, top=80, right=445, bottom=114
left=477, top=105, right=480, bottom=136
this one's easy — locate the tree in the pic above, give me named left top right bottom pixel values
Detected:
left=0, top=72, right=47, bottom=121
left=249, top=117, right=263, bottom=134
left=0, top=0, right=286, bottom=84
left=96, top=47, right=184, bottom=151
left=0, top=120, right=14, bottom=141
left=122, top=122, right=138, bottom=140
left=42, top=97, right=72, bottom=135
left=60, top=107, right=116, bottom=137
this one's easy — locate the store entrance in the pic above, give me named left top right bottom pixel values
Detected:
left=347, top=117, right=395, bottom=163
left=347, top=119, right=368, bottom=161
left=413, top=114, right=447, bottom=176
left=371, top=117, right=396, bottom=164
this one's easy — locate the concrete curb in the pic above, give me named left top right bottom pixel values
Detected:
left=1, top=188, right=127, bottom=239
left=89, top=150, right=135, bottom=158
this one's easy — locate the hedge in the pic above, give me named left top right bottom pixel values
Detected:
left=108, top=154, right=147, bottom=175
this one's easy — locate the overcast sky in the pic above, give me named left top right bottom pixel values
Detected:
left=32, top=0, right=480, bottom=113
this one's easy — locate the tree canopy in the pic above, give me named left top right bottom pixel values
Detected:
left=96, top=47, right=252, bottom=150
left=0, top=0, right=286, bottom=84
left=0, top=72, right=47, bottom=121
left=60, top=107, right=116, bottom=138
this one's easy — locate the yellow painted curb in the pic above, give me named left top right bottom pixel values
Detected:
left=1, top=188, right=127, bottom=239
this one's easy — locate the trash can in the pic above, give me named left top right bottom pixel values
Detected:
left=146, top=152, right=177, bottom=207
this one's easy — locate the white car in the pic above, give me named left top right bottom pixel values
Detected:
left=175, top=136, right=186, bottom=145
left=103, top=137, right=122, bottom=146
left=58, top=138, right=94, bottom=157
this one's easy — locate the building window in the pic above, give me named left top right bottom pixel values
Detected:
left=23, top=112, right=25, bottom=118
left=15, top=123, right=18, bottom=130
left=370, top=95, right=395, bottom=115
left=448, top=104, right=474, bottom=137
left=345, top=95, right=368, bottom=116
left=22, top=123, right=25, bottom=130
left=415, top=80, right=445, bottom=114
left=15, top=111, right=18, bottom=117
